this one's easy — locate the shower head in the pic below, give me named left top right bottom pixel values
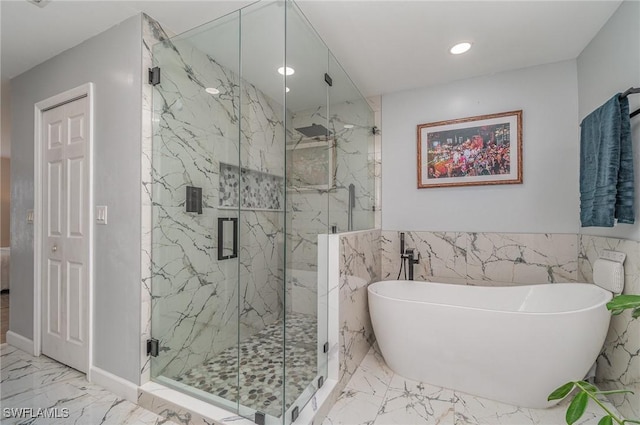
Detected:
left=295, top=123, right=332, bottom=138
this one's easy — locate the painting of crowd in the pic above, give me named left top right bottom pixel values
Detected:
left=426, top=123, right=511, bottom=179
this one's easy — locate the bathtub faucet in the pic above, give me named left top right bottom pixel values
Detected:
left=402, top=248, right=420, bottom=280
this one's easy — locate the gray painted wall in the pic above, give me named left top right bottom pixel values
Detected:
left=577, top=0, right=640, bottom=241
left=381, top=60, right=580, bottom=233
left=10, top=15, right=143, bottom=383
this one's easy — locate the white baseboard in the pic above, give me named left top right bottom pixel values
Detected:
left=6, top=331, right=35, bottom=356
left=90, top=366, right=138, bottom=403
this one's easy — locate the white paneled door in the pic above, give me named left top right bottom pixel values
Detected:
left=41, top=96, right=89, bottom=373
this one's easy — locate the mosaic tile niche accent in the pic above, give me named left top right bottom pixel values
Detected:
left=219, top=163, right=283, bottom=210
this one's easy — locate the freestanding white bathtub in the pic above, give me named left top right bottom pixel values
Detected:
left=368, top=280, right=613, bottom=408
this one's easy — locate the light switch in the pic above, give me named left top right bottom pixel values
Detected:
left=26, top=209, right=34, bottom=224
left=96, top=206, right=108, bottom=225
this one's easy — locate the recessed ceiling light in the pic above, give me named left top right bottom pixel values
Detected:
left=344, top=124, right=354, bottom=129
left=286, top=87, right=290, bottom=93
left=205, top=87, right=220, bottom=95
left=278, top=66, right=295, bottom=76
left=450, top=42, right=472, bottom=55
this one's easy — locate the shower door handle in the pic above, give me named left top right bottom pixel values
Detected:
left=218, top=217, right=238, bottom=260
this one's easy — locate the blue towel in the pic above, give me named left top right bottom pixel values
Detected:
left=580, top=94, right=634, bottom=227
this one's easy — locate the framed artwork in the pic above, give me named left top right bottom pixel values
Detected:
left=417, top=110, right=522, bottom=188
left=287, top=138, right=336, bottom=191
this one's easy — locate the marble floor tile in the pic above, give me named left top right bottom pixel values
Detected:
left=376, top=387, right=455, bottom=425
left=322, top=389, right=384, bottom=425
left=344, top=349, right=393, bottom=398
left=1, top=359, right=82, bottom=401
left=2, top=341, right=628, bottom=425
left=453, top=393, right=543, bottom=425
left=0, top=344, right=179, bottom=425
left=49, top=394, right=174, bottom=425
left=324, top=346, right=626, bottom=425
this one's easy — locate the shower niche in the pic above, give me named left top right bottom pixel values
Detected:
left=149, top=0, right=375, bottom=423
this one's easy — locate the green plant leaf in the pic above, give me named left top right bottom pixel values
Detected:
left=566, top=392, right=589, bottom=425
left=598, top=416, right=613, bottom=425
left=549, top=382, right=575, bottom=401
left=595, top=389, right=635, bottom=396
left=633, top=307, right=640, bottom=319
left=607, top=295, right=640, bottom=313
left=578, top=381, right=599, bottom=393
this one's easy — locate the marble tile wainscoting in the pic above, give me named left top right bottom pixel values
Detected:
left=381, top=231, right=578, bottom=285
left=579, top=235, right=640, bottom=420
left=337, top=229, right=381, bottom=387
left=307, top=230, right=382, bottom=425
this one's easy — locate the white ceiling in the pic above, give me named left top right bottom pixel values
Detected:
left=1, top=0, right=622, bottom=99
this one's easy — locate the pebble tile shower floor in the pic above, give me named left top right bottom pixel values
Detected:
left=175, top=312, right=317, bottom=418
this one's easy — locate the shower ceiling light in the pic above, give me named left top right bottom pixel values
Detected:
left=450, top=42, right=472, bottom=55
left=205, top=87, right=220, bottom=95
left=278, top=66, right=295, bottom=76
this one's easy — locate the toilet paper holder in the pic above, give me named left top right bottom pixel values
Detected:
left=600, top=249, right=626, bottom=263
left=593, top=250, right=626, bottom=294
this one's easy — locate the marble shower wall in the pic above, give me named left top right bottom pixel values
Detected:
left=579, top=235, right=640, bottom=420
left=149, top=23, right=286, bottom=379
left=338, top=230, right=381, bottom=387
left=288, top=101, right=376, bottom=273
left=381, top=231, right=578, bottom=285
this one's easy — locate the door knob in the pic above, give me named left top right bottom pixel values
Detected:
left=51, top=245, right=58, bottom=252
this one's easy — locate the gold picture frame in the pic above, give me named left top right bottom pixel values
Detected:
left=417, top=110, right=523, bottom=188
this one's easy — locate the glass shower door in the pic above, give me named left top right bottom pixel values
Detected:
left=149, top=10, right=242, bottom=412
left=236, top=1, right=287, bottom=421
left=283, top=1, right=331, bottom=422
left=149, top=1, right=332, bottom=423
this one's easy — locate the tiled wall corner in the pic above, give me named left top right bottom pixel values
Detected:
left=338, top=229, right=381, bottom=387
left=382, top=231, right=578, bottom=285
left=381, top=231, right=466, bottom=283
left=579, top=235, right=640, bottom=420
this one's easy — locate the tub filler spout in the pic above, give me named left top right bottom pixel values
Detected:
left=402, top=248, right=420, bottom=280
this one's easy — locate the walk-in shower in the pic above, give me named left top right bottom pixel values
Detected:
left=149, top=1, right=374, bottom=424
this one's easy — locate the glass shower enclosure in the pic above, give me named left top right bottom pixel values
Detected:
left=149, top=1, right=375, bottom=423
